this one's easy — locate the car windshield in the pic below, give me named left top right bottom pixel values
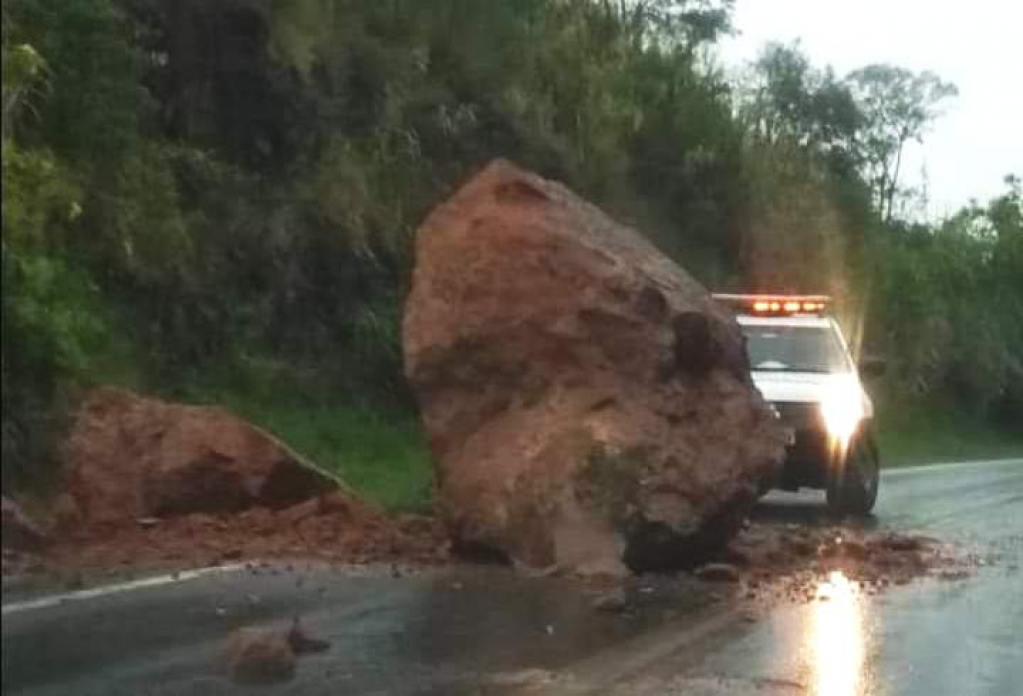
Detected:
left=743, top=324, right=850, bottom=374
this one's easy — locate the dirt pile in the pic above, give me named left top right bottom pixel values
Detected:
left=33, top=489, right=447, bottom=575
left=712, top=523, right=983, bottom=609
left=724, top=524, right=953, bottom=583
left=1, top=388, right=449, bottom=577
left=404, top=159, right=785, bottom=575
left=62, top=387, right=336, bottom=529
left=580, top=522, right=983, bottom=621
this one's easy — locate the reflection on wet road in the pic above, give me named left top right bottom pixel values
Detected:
left=573, top=458, right=1023, bottom=695
left=811, top=571, right=865, bottom=696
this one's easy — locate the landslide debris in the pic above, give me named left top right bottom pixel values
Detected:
left=2, top=388, right=448, bottom=578
left=62, top=387, right=336, bottom=528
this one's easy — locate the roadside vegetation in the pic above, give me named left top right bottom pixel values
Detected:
left=177, top=373, right=434, bottom=511
left=3, top=0, right=1021, bottom=504
left=875, top=394, right=1023, bottom=466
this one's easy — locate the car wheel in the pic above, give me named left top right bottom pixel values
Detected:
left=826, top=430, right=880, bottom=516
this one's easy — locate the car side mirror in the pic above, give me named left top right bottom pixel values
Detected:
left=859, top=355, right=887, bottom=378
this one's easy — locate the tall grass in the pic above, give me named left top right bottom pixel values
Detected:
left=874, top=391, right=1023, bottom=466
left=229, top=402, right=434, bottom=511
left=164, top=356, right=434, bottom=511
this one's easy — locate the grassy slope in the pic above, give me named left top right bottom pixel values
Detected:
left=204, top=394, right=434, bottom=511
left=875, top=395, right=1023, bottom=466
left=133, top=356, right=435, bottom=512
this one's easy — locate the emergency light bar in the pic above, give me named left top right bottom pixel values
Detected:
left=712, top=293, right=831, bottom=316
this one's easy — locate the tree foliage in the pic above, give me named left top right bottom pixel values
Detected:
left=846, top=64, right=958, bottom=223
left=1, top=0, right=1019, bottom=488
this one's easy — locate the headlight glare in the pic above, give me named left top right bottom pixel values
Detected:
left=820, top=381, right=864, bottom=441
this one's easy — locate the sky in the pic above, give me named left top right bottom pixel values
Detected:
left=717, top=0, right=1023, bottom=219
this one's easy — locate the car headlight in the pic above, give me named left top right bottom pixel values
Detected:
left=819, top=379, right=864, bottom=442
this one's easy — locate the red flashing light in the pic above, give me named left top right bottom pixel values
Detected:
left=711, top=293, right=832, bottom=316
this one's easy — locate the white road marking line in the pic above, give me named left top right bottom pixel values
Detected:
left=1, top=563, right=248, bottom=616
left=883, top=458, right=1023, bottom=477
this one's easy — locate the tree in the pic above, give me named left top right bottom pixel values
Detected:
left=731, top=44, right=872, bottom=304
left=846, top=64, right=957, bottom=223
left=739, top=43, right=860, bottom=160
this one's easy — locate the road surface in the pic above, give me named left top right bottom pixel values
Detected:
left=3, top=458, right=1021, bottom=695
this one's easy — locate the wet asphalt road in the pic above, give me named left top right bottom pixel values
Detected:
left=3, top=458, right=1021, bottom=696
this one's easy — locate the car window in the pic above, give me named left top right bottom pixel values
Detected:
left=743, top=325, right=850, bottom=373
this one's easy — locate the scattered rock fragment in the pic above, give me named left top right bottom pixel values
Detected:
left=872, top=532, right=927, bottom=552
left=725, top=522, right=974, bottom=604
left=225, top=627, right=296, bottom=685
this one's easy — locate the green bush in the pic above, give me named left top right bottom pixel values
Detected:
left=2, top=0, right=1019, bottom=496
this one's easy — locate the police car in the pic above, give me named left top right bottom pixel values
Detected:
left=713, top=294, right=882, bottom=515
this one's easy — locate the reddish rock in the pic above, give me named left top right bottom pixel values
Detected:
left=1, top=496, right=47, bottom=551
left=63, top=387, right=337, bottom=528
left=403, top=160, right=785, bottom=574
left=224, top=627, right=296, bottom=685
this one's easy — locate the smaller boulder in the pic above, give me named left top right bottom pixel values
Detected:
left=63, top=387, right=338, bottom=527
left=1, top=496, right=47, bottom=551
left=225, top=627, right=296, bottom=685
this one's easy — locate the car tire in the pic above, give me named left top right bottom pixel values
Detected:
left=826, top=429, right=880, bottom=516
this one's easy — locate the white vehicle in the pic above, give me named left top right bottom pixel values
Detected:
left=713, top=294, right=882, bottom=515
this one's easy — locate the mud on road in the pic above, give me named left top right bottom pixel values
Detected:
left=3, top=499, right=980, bottom=606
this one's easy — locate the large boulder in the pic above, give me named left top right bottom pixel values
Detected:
left=64, top=388, right=336, bottom=528
left=404, top=160, right=785, bottom=575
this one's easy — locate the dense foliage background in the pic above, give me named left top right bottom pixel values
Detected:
left=3, top=0, right=1021, bottom=499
